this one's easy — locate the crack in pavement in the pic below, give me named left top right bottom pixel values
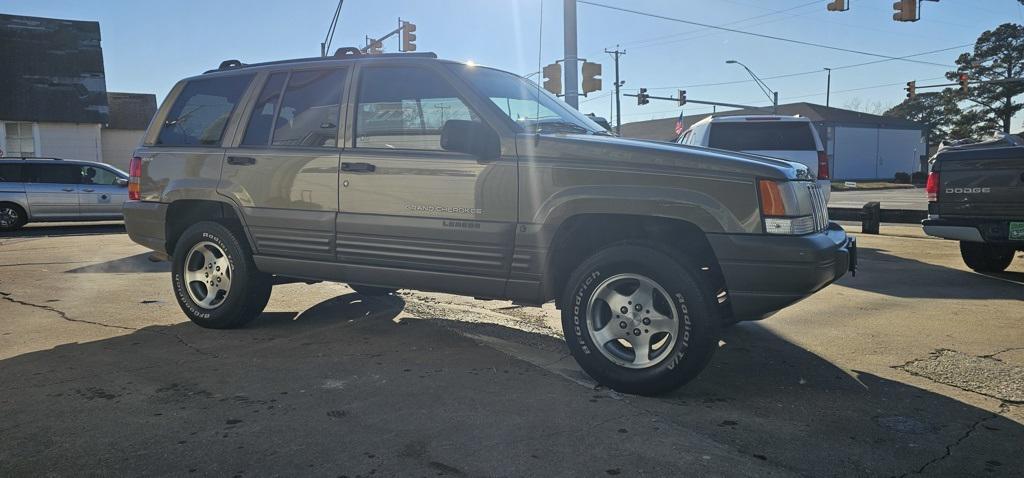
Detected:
left=892, top=349, right=1024, bottom=405
left=979, top=347, right=1024, bottom=361
left=0, top=290, right=217, bottom=359
left=896, top=404, right=1010, bottom=477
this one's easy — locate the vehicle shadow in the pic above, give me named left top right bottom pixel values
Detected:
left=66, top=253, right=169, bottom=274
left=837, top=246, right=1023, bottom=300
left=0, top=222, right=125, bottom=238
left=1, top=292, right=1020, bottom=477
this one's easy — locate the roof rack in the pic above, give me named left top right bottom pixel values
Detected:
left=0, top=156, right=65, bottom=161
left=203, top=49, right=439, bottom=74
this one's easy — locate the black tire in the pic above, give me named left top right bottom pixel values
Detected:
left=171, top=221, right=272, bottom=329
left=960, top=241, right=1015, bottom=273
left=349, top=284, right=398, bottom=296
left=560, top=241, right=721, bottom=395
left=0, top=203, right=27, bottom=231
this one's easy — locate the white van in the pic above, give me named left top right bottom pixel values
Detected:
left=679, top=115, right=831, bottom=201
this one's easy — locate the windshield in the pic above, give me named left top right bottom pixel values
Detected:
left=447, top=64, right=607, bottom=135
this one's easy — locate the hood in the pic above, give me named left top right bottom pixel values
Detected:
left=524, top=133, right=809, bottom=180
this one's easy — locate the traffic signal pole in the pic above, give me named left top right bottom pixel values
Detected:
left=626, top=92, right=763, bottom=111
left=563, top=0, right=579, bottom=109
left=605, top=47, right=625, bottom=134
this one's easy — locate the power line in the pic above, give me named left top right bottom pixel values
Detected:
left=643, top=43, right=970, bottom=91
left=577, top=1, right=956, bottom=68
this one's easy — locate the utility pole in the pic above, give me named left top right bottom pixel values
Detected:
left=824, top=67, right=832, bottom=108
left=563, top=0, right=579, bottom=109
left=605, top=46, right=625, bottom=134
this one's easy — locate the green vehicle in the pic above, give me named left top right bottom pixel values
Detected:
left=123, top=50, right=855, bottom=394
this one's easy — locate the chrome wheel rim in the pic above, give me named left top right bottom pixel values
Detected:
left=0, top=207, right=18, bottom=227
left=183, top=241, right=232, bottom=309
left=586, top=273, right=679, bottom=369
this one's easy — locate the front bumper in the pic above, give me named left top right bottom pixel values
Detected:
left=122, top=200, right=168, bottom=254
left=708, top=222, right=855, bottom=321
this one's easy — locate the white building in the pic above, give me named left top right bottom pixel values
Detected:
left=0, top=14, right=155, bottom=172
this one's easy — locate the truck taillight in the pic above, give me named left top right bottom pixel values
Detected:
left=816, top=151, right=830, bottom=180
left=925, top=171, right=939, bottom=202
left=128, top=156, right=142, bottom=201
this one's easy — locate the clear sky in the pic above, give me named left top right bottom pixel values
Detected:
left=7, top=0, right=1023, bottom=128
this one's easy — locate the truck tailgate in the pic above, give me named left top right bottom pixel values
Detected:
left=937, top=146, right=1024, bottom=218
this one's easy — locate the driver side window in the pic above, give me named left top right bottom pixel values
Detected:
left=354, top=66, right=478, bottom=151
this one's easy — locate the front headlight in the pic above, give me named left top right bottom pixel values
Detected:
left=758, top=179, right=820, bottom=235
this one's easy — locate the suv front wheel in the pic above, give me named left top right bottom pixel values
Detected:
left=171, top=221, right=272, bottom=329
left=560, top=242, right=720, bottom=395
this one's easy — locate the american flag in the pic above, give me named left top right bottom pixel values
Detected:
left=674, top=108, right=685, bottom=136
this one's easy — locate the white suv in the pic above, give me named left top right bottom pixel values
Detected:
left=679, top=115, right=831, bottom=201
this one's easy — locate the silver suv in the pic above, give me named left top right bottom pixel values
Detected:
left=123, top=50, right=855, bottom=395
left=0, top=158, right=129, bottom=231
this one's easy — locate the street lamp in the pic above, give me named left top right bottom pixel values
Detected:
left=726, top=60, right=778, bottom=113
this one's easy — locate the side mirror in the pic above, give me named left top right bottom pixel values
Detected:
left=116, top=177, right=129, bottom=187
left=441, top=120, right=500, bottom=160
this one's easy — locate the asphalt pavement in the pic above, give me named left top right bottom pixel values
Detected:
left=829, top=187, right=928, bottom=210
left=1, top=222, right=1022, bottom=477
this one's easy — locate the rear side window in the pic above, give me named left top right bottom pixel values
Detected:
left=241, top=72, right=287, bottom=146
left=157, top=75, right=253, bottom=146
left=708, top=122, right=816, bottom=151
left=0, top=163, right=23, bottom=182
left=29, top=164, right=82, bottom=184
left=355, top=66, right=478, bottom=151
left=271, top=69, right=347, bottom=148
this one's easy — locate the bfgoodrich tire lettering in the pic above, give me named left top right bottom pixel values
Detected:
left=560, top=241, right=720, bottom=395
left=171, top=221, right=272, bottom=329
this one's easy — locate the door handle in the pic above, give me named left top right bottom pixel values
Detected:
left=62, top=188, right=75, bottom=192
left=227, top=156, right=256, bottom=166
left=341, top=162, right=376, bottom=173
left=82, top=188, right=95, bottom=193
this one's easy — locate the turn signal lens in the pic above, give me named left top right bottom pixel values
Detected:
left=128, top=156, right=142, bottom=201
left=758, top=179, right=786, bottom=217
left=925, top=171, right=939, bottom=202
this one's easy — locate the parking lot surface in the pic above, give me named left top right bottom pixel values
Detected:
left=1, top=223, right=1022, bottom=477
left=829, top=188, right=928, bottom=210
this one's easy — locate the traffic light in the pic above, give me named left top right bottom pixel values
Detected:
left=581, top=61, right=602, bottom=94
left=542, top=62, right=562, bottom=96
left=637, top=88, right=650, bottom=106
left=893, top=0, right=918, bottom=22
left=905, top=81, right=916, bottom=100
left=401, top=21, right=417, bottom=52
left=958, top=73, right=969, bottom=94
left=826, top=0, right=848, bottom=12
left=677, top=89, right=687, bottom=106
left=367, top=39, right=383, bottom=54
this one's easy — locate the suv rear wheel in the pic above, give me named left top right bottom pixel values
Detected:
left=560, top=241, right=720, bottom=395
left=171, top=221, right=272, bottom=329
left=0, top=203, right=26, bottom=231
left=960, top=241, right=1015, bottom=272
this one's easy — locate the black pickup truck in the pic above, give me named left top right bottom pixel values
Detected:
left=923, top=134, right=1024, bottom=272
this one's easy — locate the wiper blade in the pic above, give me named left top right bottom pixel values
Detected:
left=535, top=121, right=590, bottom=134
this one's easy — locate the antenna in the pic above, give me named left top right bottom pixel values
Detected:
left=321, top=0, right=345, bottom=57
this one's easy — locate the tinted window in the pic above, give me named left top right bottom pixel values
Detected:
left=157, top=75, right=253, bottom=146
left=708, top=122, right=817, bottom=151
left=0, top=163, right=23, bottom=182
left=242, top=73, right=287, bottom=146
left=30, top=164, right=81, bottom=184
left=272, top=69, right=347, bottom=148
left=81, top=166, right=120, bottom=185
left=355, top=67, right=478, bottom=150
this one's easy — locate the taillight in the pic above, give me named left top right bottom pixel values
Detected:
left=926, top=171, right=939, bottom=202
left=128, top=156, right=142, bottom=201
left=816, top=151, right=830, bottom=180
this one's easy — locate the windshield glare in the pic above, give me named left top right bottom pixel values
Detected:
left=448, top=64, right=605, bottom=134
